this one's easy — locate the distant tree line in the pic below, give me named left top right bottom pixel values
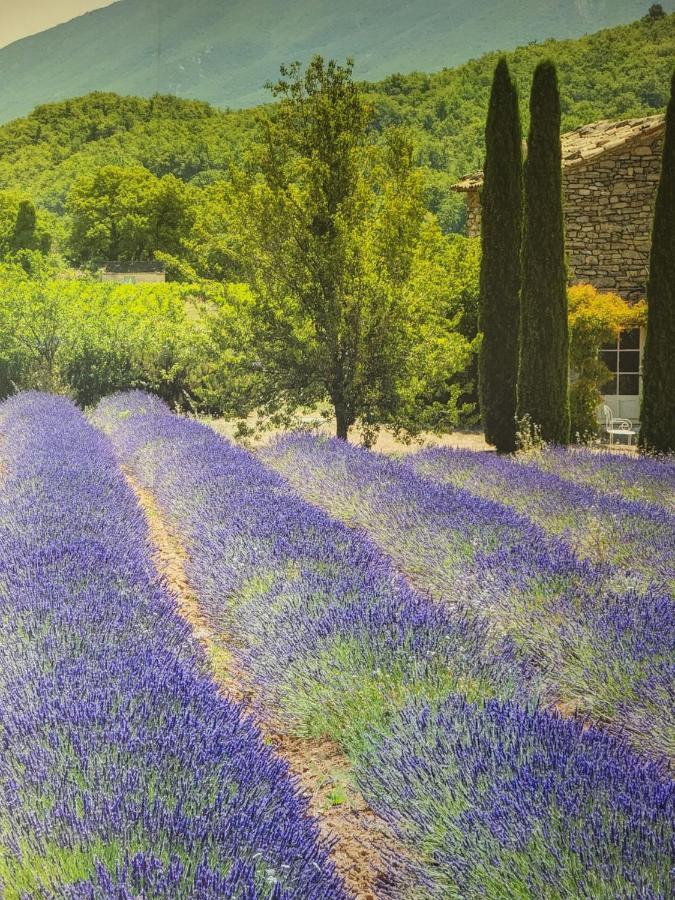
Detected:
left=0, top=14, right=671, bottom=237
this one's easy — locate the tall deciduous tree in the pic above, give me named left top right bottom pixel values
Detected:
left=230, top=57, right=472, bottom=441
left=517, top=61, right=570, bottom=445
left=67, top=166, right=194, bottom=266
left=479, top=58, right=522, bottom=453
left=639, top=71, right=675, bottom=454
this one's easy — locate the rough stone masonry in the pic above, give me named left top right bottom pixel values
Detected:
left=454, top=115, right=665, bottom=300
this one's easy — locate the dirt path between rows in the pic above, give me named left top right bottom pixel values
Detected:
left=125, top=470, right=405, bottom=900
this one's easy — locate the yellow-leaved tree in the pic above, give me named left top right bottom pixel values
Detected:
left=568, top=285, right=646, bottom=439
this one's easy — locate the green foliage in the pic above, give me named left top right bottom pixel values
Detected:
left=385, top=224, right=479, bottom=436
left=478, top=58, right=522, bottom=453
left=363, top=13, right=675, bottom=231
left=232, top=56, right=374, bottom=439
left=11, top=200, right=42, bottom=253
left=518, top=61, right=570, bottom=445
left=0, top=191, right=54, bottom=260
left=0, top=93, right=253, bottom=216
left=228, top=58, right=474, bottom=441
left=439, top=234, right=482, bottom=426
left=66, top=165, right=195, bottom=267
left=0, top=15, right=672, bottom=239
left=640, top=70, right=675, bottom=454
left=0, top=221, right=478, bottom=436
left=0, top=263, right=228, bottom=410
left=0, top=0, right=663, bottom=123
left=0, top=15, right=669, bottom=435
left=173, top=181, right=242, bottom=283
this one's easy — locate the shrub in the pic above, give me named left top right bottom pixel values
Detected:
left=0, top=265, right=228, bottom=410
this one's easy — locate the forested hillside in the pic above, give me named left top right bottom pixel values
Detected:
left=0, top=0, right=666, bottom=123
left=1, top=13, right=671, bottom=232
left=0, top=95, right=255, bottom=214
left=366, top=11, right=674, bottom=226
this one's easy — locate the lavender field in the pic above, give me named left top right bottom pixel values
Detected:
left=0, top=394, right=344, bottom=899
left=263, top=432, right=674, bottom=758
left=0, top=391, right=673, bottom=898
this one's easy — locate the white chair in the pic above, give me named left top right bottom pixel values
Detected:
left=600, top=404, right=638, bottom=447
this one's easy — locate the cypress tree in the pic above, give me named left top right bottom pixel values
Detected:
left=517, top=61, right=570, bottom=445
left=11, top=200, right=38, bottom=252
left=639, top=71, right=675, bottom=454
left=479, top=58, right=523, bottom=453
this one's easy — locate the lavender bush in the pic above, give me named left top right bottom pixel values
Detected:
left=261, top=432, right=674, bottom=757
left=93, top=392, right=526, bottom=757
left=357, top=698, right=674, bottom=899
left=0, top=393, right=345, bottom=899
left=531, top=445, right=675, bottom=511
left=406, top=447, right=674, bottom=592
left=93, top=393, right=674, bottom=897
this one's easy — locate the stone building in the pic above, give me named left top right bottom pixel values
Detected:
left=453, top=114, right=665, bottom=425
left=453, top=114, right=664, bottom=300
left=99, top=261, right=166, bottom=284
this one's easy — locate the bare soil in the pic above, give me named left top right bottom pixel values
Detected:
left=125, top=470, right=406, bottom=900
left=207, top=414, right=492, bottom=455
left=206, top=414, right=637, bottom=456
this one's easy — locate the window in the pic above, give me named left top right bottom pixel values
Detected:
left=599, top=328, right=642, bottom=396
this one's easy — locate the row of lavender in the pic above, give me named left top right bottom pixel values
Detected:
left=406, top=447, right=674, bottom=592
left=0, top=393, right=345, bottom=899
left=263, top=433, right=674, bottom=758
left=94, top=392, right=673, bottom=898
left=527, top=446, right=675, bottom=512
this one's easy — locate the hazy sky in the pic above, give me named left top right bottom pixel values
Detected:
left=0, top=0, right=117, bottom=48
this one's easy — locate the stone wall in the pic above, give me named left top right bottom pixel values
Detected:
left=563, top=131, right=662, bottom=300
left=465, top=190, right=481, bottom=239
left=462, top=129, right=663, bottom=300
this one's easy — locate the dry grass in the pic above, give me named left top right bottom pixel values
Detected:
left=207, top=413, right=492, bottom=455
left=206, top=412, right=639, bottom=457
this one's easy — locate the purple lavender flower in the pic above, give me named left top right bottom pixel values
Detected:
left=531, top=445, right=675, bottom=512
left=405, top=446, right=674, bottom=592
left=260, top=432, right=674, bottom=757
left=0, top=392, right=346, bottom=898
left=93, top=392, right=674, bottom=897
left=93, top=393, right=529, bottom=747
left=357, top=697, right=674, bottom=898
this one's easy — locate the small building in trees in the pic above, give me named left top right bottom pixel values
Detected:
left=99, top=261, right=166, bottom=284
left=454, top=113, right=665, bottom=424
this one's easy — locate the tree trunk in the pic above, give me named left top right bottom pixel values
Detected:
left=334, top=402, right=350, bottom=441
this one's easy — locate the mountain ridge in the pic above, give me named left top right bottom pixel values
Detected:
left=1, top=13, right=672, bottom=231
left=1, top=0, right=671, bottom=123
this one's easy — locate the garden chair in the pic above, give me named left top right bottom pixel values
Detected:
left=600, top=404, right=638, bottom=447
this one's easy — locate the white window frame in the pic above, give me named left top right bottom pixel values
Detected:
left=598, top=326, right=644, bottom=423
